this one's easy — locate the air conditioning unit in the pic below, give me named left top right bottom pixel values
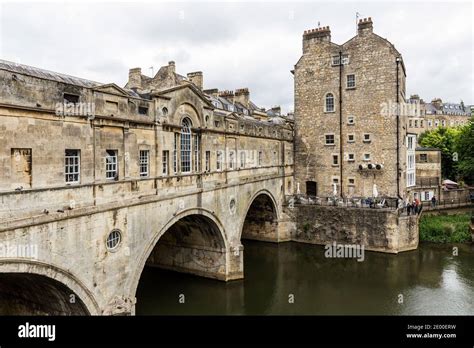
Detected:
left=376, top=164, right=384, bottom=170
left=368, top=163, right=375, bottom=169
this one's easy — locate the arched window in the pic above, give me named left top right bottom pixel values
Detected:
left=325, top=93, right=335, bottom=112
left=181, top=118, right=192, bottom=173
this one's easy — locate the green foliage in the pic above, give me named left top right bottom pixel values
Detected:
left=455, top=117, right=474, bottom=184
left=418, top=126, right=461, bottom=180
left=419, top=213, right=471, bottom=243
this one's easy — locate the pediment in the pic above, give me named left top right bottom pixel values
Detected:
left=93, top=83, right=130, bottom=97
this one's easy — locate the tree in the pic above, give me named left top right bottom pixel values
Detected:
left=418, top=127, right=461, bottom=180
left=456, top=117, right=474, bottom=184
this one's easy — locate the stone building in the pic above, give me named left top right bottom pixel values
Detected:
left=293, top=18, right=410, bottom=199
left=413, top=147, right=442, bottom=201
left=406, top=95, right=471, bottom=136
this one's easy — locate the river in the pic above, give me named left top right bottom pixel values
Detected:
left=136, top=241, right=474, bottom=315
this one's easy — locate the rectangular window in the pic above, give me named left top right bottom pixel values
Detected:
left=138, top=106, right=148, bottom=115
left=363, top=134, right=371, bottom=142
left=162, top=151, right=169, bottom=175
left=181, top=130, right=191, bottom=174
left=105, top=150, right=118, bottom=180
left=63, top=93, right=79, bottom=104
left=420, top=120, right=424, bottom=128
left=346, top=74, right=356, bottom=88
left=348, top=134, right=355, bottom=142
left=419, top=153, right=428, bottom=163
left=332, top=54, right=349, bottom=66
left=363, top=153, right=371, bottom=161
left=414, top=120, right=418, bottom=128
left=348, top=153, right=355, bottom=161
left=332, top=155, right=339, bottom=165
left=347, top=116, right=355, bottom=125
left=407, top=154, right=415, bottom=170
left=173, top=133, right=178, bottom=173
left=407, top=136, right=415, bottom=150
left=407, top=172, right=415, bottom=187
left=435, top=120, right=439, bottom=127
left=216, top=151, right=223, bottom=171
left=409, top=120, right=413, bottom=127
left=205, top=151, right=211, bottom=172
left=229, top=151, right=235, bottom=170
left=258, top=151, right=263, bottom=166
left=193, top=135, right=200, bottom=172
left=139, top=150, right=149, bottom=177
left=325, top=134, right=335, bottom=145
left=240, top=151, right=245, bottom=168
left=65, top=149, right=80, bottom=183
left=428, top=120, right=432, bottom=127
left=348, top=178, right=355, bottom=185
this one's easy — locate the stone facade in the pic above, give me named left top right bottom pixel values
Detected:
left=294, top=18, right=409, bottom=199
left=406, top=95, right=471, bottom=136
left=0, top=59, right=294, bottom=314
left=412, top=147, right=442, bottom=201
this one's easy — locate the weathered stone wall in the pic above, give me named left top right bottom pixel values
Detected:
left=288, top=204, right=419, bottom=253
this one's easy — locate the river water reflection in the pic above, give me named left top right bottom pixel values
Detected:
left=136, top=241, right=474, bottom=315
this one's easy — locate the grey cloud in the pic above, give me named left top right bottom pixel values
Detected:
left=0, top=1, right=472, bottom=112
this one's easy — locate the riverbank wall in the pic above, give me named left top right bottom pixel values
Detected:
left=284, top=204, right=419, bottom=253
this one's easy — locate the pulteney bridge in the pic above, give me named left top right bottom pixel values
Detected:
left=0, top=60, right=294, bottom=315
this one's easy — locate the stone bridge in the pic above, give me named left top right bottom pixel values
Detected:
left=0, top=59, right=294, bottom=316
left=0, top=170, right=293, bottom=315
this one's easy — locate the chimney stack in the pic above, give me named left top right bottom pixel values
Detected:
left=128, top=67, right=142, bottom=90
left=203, top=88, right=219, bottom=97
left=168, top=61, right=175, bottom=74
left=431, top=98, right=443, bottom=110
left=219, top=90, right=234, bottom=98
left=234, top=88, right=250, bottom=108
left=358, top=17, right=373, bottom=36
left=187, top=71, right=203, bottom=89
left=302, top=26, right=331, bottom=53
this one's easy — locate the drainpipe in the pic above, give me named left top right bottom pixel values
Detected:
left=339, top=51, right=344, bottom=198
left=396, top=57, right=401, bottom=200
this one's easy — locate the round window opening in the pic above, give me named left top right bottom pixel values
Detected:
left=162, top=107, right=169, bottom=116
left=106, top=229, right=122, bottom=251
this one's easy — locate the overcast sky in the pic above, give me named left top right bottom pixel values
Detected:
left=0, top=0, right=472, bottom=112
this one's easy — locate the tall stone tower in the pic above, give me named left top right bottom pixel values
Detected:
left=293, top=18, right=410, bottom=199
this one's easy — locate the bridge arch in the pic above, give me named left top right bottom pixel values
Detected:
left=129, top=208, right=230, bottom=302
left=0, top=259, right=100, bottom=315
left=240, top=189, right=280, bottom=241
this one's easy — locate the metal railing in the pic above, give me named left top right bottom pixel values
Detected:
left=286, top=195, right=400, bottom=210
left=423, top=196, right=474, bottom=211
